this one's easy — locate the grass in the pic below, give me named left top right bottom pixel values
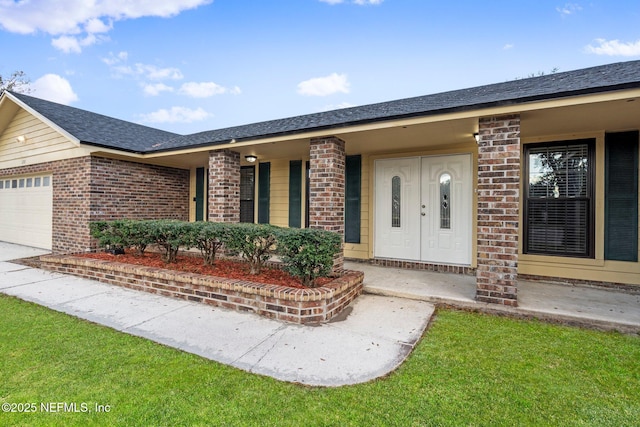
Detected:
left=0, top=294, right=638, bottom=426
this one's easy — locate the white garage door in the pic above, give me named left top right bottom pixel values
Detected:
left=0, top=175, right=53, bottom=250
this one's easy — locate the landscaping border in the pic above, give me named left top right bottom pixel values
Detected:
left=40, top=254, right=364, bottom=324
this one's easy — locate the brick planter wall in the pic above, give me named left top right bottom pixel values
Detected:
left=40, top=255, right=364, bottom=324
left=475, top=114, right=521, bottom=306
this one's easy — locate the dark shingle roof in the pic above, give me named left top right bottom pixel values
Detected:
left=9, top=60, right=640, bottom=154
left=9, top=92, right=179, bottom=153
left=150, top=60, right=640, bottom=152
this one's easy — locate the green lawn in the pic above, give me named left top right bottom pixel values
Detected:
left=1, top=294, right=638, bottom=427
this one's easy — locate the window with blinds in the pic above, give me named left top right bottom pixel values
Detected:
left=524, top=140, right=594, bottom=257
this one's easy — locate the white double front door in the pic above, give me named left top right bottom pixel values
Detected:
left=374, top=154, right=472, bottom=265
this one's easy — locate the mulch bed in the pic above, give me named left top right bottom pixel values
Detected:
left=79, top=251, right=332, bottom=289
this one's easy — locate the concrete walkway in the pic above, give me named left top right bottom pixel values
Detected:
left=0, top=242, right=433, bottom=387
left=1, top=242, right=639, bottom=388
left=354, top=262, right=640, bottom=334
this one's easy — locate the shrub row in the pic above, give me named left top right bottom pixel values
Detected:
left=89, top=220, right=342, bottom=288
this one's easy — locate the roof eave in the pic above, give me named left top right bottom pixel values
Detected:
left=142, top=82, right=640, bottom=155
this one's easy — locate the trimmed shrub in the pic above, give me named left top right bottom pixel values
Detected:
left=277, top=228, right=342, bottom=287
left=146, top=220, right=192, bottom=263
left=90, top=219, right=154, bottom=256
left=224, top=223, right=279, bottom=274
left=89, top=220, right=344, bottom=286
left=187, top=221, right=226, bottom=266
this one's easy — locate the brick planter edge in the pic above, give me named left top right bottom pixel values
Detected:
left=40, top=255, right=364, bottom=324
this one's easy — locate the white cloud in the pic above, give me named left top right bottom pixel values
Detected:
left=103, top=55, right=184, bottom=81
left=135, top=64, right=184, bottom=80
left=0, top=0, right=212, bottom=53
left=51, top=33, right=107, bottom=53
left=320, top=102, right=355, bottom=111
left=138, top=106, right=211, bottom=123
left=143, top=83, right=175, bottom=96
left=556, top=3, right=582, bottom=16
left=102, top=51, right=128, bottom=66
left=297, top=73, right=350, bottom=96
left=31, top=74, right=79, bottom=105
left=586, top=38, right=640, bottom=56
left=178, top=82, right=242, bottom=98
left=503, top=43, right=514, bottom=50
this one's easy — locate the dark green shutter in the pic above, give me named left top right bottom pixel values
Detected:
left=605, top=131, right=638, bottom=261
left=240, top=166, right=255, bottom=223
left=345, top=155, right=361, bottom=243
left=258, top=162, right=270, bottom=224
left=195, top=167, right=205, bottom=221
left=289, top=161, right=302, bottom=228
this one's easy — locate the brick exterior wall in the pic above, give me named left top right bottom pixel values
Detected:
left=208, top=149, right=240, bottom=222
left=89, top=157, right=189, bottom=222
left=475, top=114, right=521, bottom=306
left=53, top=157, right=93, bottom=254
left=41, top=254, right=364, bottom=324
left=309, top=136, right=346, bottom=273
left=1, top=155, right=189, bottom=254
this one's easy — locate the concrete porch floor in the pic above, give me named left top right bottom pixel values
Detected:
left=347, top=261, right=640, bottom=334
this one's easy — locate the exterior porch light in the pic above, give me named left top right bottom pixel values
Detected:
left=245, top=155, right=257, bottom=163
left=473, top=132, right=480, bottom=144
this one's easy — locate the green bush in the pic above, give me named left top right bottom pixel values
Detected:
left=89, top=219, right=153, bottom=255
left=186, top=222, right=226, bottom=266
left=146, top=220, right=192, bottom=263
left=277, top=228, right=342, bottom=287
left=89, top=220, right=343, bottom=287
left=224, top=223, right=279, bottom=274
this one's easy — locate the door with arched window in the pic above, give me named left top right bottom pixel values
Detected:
left=374, top=154, right=472, bottom=265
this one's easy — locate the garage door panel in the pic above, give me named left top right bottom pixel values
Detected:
left=0, top=174, right=52, bottom=250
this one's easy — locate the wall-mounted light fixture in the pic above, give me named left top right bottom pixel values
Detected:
left=473, top=133, right=480, bottom=144
left=16, top=135, right=27, bottom=144
left=245, top=155, right=257, bottom=163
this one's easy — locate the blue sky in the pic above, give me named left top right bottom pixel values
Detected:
left=1, top=0, right=639, bottom=135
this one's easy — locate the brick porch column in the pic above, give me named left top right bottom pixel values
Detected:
left=309, top=136, right=346, bottom=274
left=208, top=149, right=240, bottom=222
left=476, top=114, right=521, bottom=306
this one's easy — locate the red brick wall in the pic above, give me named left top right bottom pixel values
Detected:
left=476, top=114, right=521, bottom=306
left=53, top=157, right=94, bottom=254
left=89, top=157, right=189, bottom=222
left=1, top=155, right=189, bottom=254
left=208, top=149, right=240, bottom=222
left=309, top=136, right=345, bottom=273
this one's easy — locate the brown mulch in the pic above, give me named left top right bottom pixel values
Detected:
left=78, top=251, right=331, bottom=289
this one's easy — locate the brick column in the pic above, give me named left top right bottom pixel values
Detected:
left=309, top=136, right=345, bottom=274
left=476, top=114, right=521, bottom=306
left=208, top=149, right=240, bottom=223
